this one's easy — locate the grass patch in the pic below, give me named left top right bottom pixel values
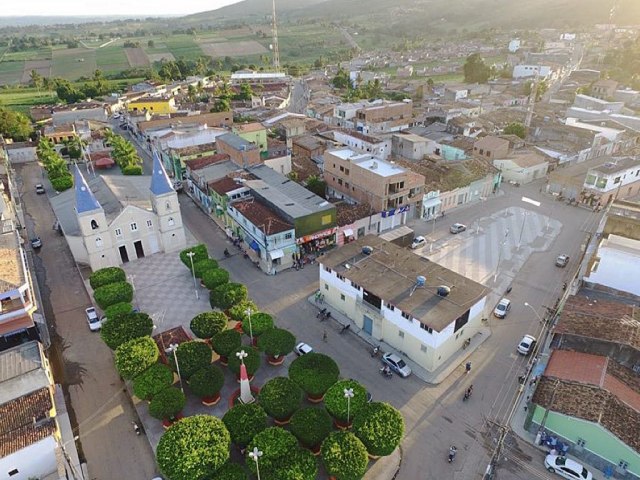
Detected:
left=3, top=48, right=52, bottom=62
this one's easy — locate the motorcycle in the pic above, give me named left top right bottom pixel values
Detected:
left=379, top=366, right=393, bottom=378
left=371, top=346, right=380, bottom=357
left=448, top=446, right=457, bottom=463
left=340, top=324, right=350, bottom=334
left=316, top=308, right=327, bottom=319
left=463, top=386, right=473, bottom=401
left=132, top=421, right=141, bottom=436
left=223, top=248, right=230, bottom=258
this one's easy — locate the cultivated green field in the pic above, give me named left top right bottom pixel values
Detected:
left=164, top=35, right=204, bottom=61
left=52, top=48, right=98, bottom=79
left=96, top=46, right=130, bottom=74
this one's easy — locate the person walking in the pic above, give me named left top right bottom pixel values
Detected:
left=465, top=361, right=472, bottom=374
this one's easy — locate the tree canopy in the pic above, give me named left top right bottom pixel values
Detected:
left=0, top=107, right=33, bottom=141
left=463, top=53, right=491, bottom=83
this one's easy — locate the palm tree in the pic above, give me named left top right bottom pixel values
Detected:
left=30, top=70, right=43, bottom=96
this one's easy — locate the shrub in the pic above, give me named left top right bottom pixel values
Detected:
left=210, top=283, right=248, bottom=311
left=168, top=341, right=212, bottom=380
left=211, top=329, right=242, bottom=358
left=257, top=328, right=296, bottom=358
left=227, top=347, right=261, bottom=377
left=104, top=302, right=132, bottom=319
left=188, top=364, right=225, bottom=398
left=179, top=244, right=208, bottom=269
left=321, top=431, right=368, bottom=480
left=222, top=403, right=268, bottom=447
left=247, top=427, right=298, bottom=475
left=100, top=312, right=153, bottom=350
left=258, top=376, right=303, bottom=421
left=122, top=165, right=143, bottom=175
left=289, top=353, right=340, bottom=398
left=241, top=312, right=273, bottom=337
left=114, top=336, right=159, bottom=380
left=190, top=311, right=228, bottom=339
left=156, top=415, right=230, bottom=480
left=352, top=402, right=405, bottom=457
left=50, top=174, right=73, bottom=191
left=202, top=268, right=230, bottom=290
left=93, top=281, right=133, bottom=309
left=290, top=407, right=333, bottom=448
left=89, top=267, right=126, bottom=289
left=132, top=363, right=174, bottom=401
left=214, top=462, right=248, bottom=480
left=267, top=447, right=317, bottom=480
left=149, top=386, right=186, bottom=420
left=324, top=379, right=369, bottom=424
left=194, top=258, right=219, bottom=278
left=228, top=299, right=258, bottom=322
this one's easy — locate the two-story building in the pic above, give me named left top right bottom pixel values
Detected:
left=355, top=100, right=413, bottom=134
left=208, top=176, right=251, bottom=230
left=232, top=123, right=268, bottom=153
left=391, top=133, right=430, bottom=161
left=493, top=151, right=550, bottom=184
left=319, top=236, right=488, bottom=373
left=216, top=133, right=262, bottom=168
left=591, top=79, right=619, bottom=100
left=581, top=157, right=640, bottom=205
left=332, top=130, right=390, bottom=160
left=473, top=136, right=511, bottom=161
left=127, top=96, right=176, bottom=115
left=184, top=154, right=235, bottom=213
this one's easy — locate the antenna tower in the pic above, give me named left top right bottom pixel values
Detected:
left=271, top=0, right=280, bottom=72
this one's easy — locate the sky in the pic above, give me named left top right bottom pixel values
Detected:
left=0, top=0, right=243, bottom=17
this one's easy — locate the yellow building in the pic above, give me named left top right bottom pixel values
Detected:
left=127, top=97, right=176, bottom=115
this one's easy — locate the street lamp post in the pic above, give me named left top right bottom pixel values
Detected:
left=517, top=211, right=529, bottom=249
left=493, top=228, right=509, bottom=282
left=524, top=302, right=545, bottom=324
left=186, top=251, right=199, bottom=300
left=344, top=388, right=354, bottom=424
left=168, top=343, right=184, bottom=393
left=430, top=213, right=437, bottom=253
left=249, top=447, right=263, bottom=480
left=245, top=307, right=254, bottom=344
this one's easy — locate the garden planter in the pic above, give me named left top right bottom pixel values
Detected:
left=307, top=393, right=325, bottom=403
left=273, top=415, right=292, bottom=426
left=307, top=444, right=322, bottom=456
left=334, top=418, right=352, bottom=430
left=161, top=412, right=184, bottom=429
left=201, top=393, right=221, bottom=406
left=267, top=354, right=285, bottom=366
left=368, top=453, right=381, bottom=460
left=228, top=386, right=261, bottom=408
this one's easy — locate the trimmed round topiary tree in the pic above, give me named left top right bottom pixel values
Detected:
left=352, top=402, right=405, bottom=458
left=290, top=407, right=333, bottom=454
left=324, top=379, right=369, bottom=428
left=265, top=447, right=318, bottom=480
left=202, top=267, right=230, bottom=290
left=179, top=244, right=209, bottom=269
left=89, top=267, right=126, bottom=290
left=321, top=431, right=369, bottom=480
left=289, top=353, right=340, bottom=402
left=210, top=283, right=248, bottom=311
left=190, top=311, right=228, bottom=340
left=132, top=363, right=174, bottom=401
left=227, top=346, right=261, bottom=379
left=149, top=386, right=186, bottom=424
left=247, top=427, right=298, bottom=476
left=258, top=376, right=303, bottom=424
left=100, top=312, right=153, bottom=350
left=222, top=403, right=268, bottom=449
left=257, top=328, right=296, bottom=365
left=228, top=299, right=259, bottom=323
left=213, top=462, right=248, bottom=480
left=194, top=258, right=219, bottom=279
left=103, top=302, right=132, bottom=319
left=156, top=414, right=230, bottom=480
left=211, top=329, right=242, bottom=364
left=168, top=341, right=212, bottom=380
left=241, top=312, right=273, bottom=338
left=188, top=364, right=225, bottom=405
left=114, top=336, right=159, bottom=380
left=93, top=281, right=133, bottom=309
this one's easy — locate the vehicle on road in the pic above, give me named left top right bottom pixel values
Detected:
left=493, top=298, right=511, bottom=318
left=555, top=254, right=570, bottom=267
left=382, top=352, right=412, bottom=378
left=544, top=454, right=593, bottom=480
left=85, top=307, right=102, bottom=331
left=411, top=236, right=426, bottom=249
left=450, top=223, right=467, bottom=234
left=517, top=334, right=537, bottom=355
left=30, top=237, right=42, bottom=249
left=294, top=342, right=313, bottom=356
left=35, top=183, right=46, bottom=194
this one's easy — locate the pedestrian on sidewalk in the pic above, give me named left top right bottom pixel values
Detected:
left=465, top=362, right=471, bottom=374
left=323, top=330, right=327, bottom=342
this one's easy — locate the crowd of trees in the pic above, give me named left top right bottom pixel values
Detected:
left=601, top=36, right=640, bottom=90
left=104, top=130, right=143, bottom=175
left=0, top=107, right=33, bottom=141
left=463, top=53, right=492, bottom=83
left=36, top=139, right=74, bottom=191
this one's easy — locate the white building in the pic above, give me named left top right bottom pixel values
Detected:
left=508, top=39, right=521, bottom=53
left=50, top=154, right=186, bottom=271
left=583, top=234, right=640, bottom=297
left=582, top=157, right=640, bottom=204
left=319, top=236, right=487, bottom=373
left=493, top=151, right=549, bottom=184
left=512, top=65, right=552, bottom=80
left=332, top=130, right=390, bottom=160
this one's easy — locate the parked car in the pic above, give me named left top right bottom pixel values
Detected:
left=85, top=307, right=102, bottom=331
left=294, top=342, right=313, bottom=356
left=493, top=298, right=511, bottom=318
left=411, top=236, right=426, bottom=249
left=35, top=184, right=45, bottom=194
left=382, top=353, right=412, bottom=378
left=555, top=254, right=569, bottom=267
left=30, top=237, right=42, bottom=249
left=450, top=223, right=467, bottom=234
left=544, top=454, right=593, bottom=480
left=517, top=335, right=537, bottom=355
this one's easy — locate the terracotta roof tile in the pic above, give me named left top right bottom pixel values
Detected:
left=0, top=421, right=57, bottom=457
left=0, top=230, right=24, bottom=290
left=231, top=200, right=293, bottom=235
left=185, top=153, right=230, bottom=171
left=208, top=176, right=244, bottom=194
left=545, top=350, right=608, bottom=386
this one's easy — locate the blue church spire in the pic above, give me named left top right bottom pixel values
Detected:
left=150, top=150, right=174, bottom=196
left=74, top=164, right=101, bottom=213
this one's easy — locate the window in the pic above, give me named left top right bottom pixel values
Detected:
left=345, top=168, right=350, bottom=175
left=387, top=303, right=395, bottom=311
left=340, top=294, right=345, bottom=301
left=575, top=438, right=586, bottom=447
left=95, top=237, right=103, bottom=247
left=115, top=228, right=123, bottom=237
left=420, top=344, right=427, bottom=352
left=420, top=323, right=433, bottom=334
left=614, top=176, right=621, bottom=184
left=284, top=232, right=293, bottom=239
left=401, top=311, right=410, bottom=320
left=324, top=266, right=331, bottom=273
left=321, top=214, right=332, bottom=225
left=90, top=219, right=99, bottom=230
left=165, top=201, right=171, bottom=211
left=618, top=460, right=629, bottom=470
left=398, top=330, right=404, bottom=338
left=339, top=166, right=344, bottom=172
left=146, top=220, right=153, bottom=229
left=168, top=217, right=175, bottom=226
left=337, top=274, right=345, bottom=281
left=338, top=179, right=343, bottom=186
left=350, top=281, right=359, bottom=289
left=130, top=222, right=138, bottom=231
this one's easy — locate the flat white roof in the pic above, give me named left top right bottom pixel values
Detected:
left=355, top=157, right=406, bottom=177
left=231, top=72, right=287, bottom=79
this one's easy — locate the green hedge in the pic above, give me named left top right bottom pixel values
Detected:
left=194, top=258, right=219, bottom=279
left=289, top=353, right=340, bottom=398
left=202, top=268, right=230, bottom=290
left=93, top=281, right=133, bottom=310
left=321, top=431, right=368, bottom=480
left=156, top=415, right=230, bottom=480
left=179, top=244, right=208, bottom=269
left=290, top=407, right=333, bottom=449
left=352, top=402, right=405, bottom=457
left=100, top=311, right=153, bottom=350
left=214, top=463, right=248, bottom=480
left=89, top=267, right=126, bottom=289
left=211, top=329, right=242, bottom=358
left=190, top=311, right=228, bottom=340
left=188, top=364, right=225, bottom=398
left=222, top=403, right=268, bottom=447
left=133, top=363, right=174, bottom=401
left=228, top=299, right=258, bottom=322
left=103, top=302, right=132, bottom=319
left=210, top=283, right=248, bottom=311
left=114, top=336, right=159, bottom=380
left=324, top=379, right=369, bottom=424
left=257, top=328, right=296, bottom=358
left=227, top=346, right=261, bottom=377
left=50, top=174, right=73, bottom=191
left=122, top=165, right=143, bottom=175
left=246, top=427, right=298, bottom=475
left=241, top=312, right=273, bottom=337
left=267, top=447, right=317, bottom=480
left=258, top=376, right=303, bottom=421
left=169, top=341, right=212, bottom=380
left=149, top=386, right=186, bottom=420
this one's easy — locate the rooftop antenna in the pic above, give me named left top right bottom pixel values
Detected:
left=409, top=275, right=426, bottom=297
left=271, top=0, right=280, bottom=72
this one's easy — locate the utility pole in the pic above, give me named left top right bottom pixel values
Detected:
left=271, top=0, right=280, bottom=72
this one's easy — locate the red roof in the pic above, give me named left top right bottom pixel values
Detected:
left=95, top=157, right=115, bottom=167
left=185, top=153, right=230, bottom=171
left=208, top=176, right=243, bottom=195
left=231, top=199, right=293, bottom=235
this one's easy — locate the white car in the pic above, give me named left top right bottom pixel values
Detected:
left=450, top=223, right=467, bottom=234
left=411, top=236, right=426, bottom=249
left=382, top=353, right=412, bottom=378
left=544, top=455, right=593, bottom=480
left=555, top=254, right=570, bottom=267
left=294, top=342, right=313, bottom=356
left=493, top=298, right=511, bottom=318
left=85, top=307, right=102, bottom=331
left=517, top=335, right=536, bottom=355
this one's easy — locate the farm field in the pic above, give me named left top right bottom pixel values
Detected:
left=52, top=48, right=97, bottom=79
left=163, top=35, right=204, bottom=61
left=123, top=47, right=150, bottom=68
left=96, top=46, right=131, bottom=73
left=199, top=40, right=267, bottom=58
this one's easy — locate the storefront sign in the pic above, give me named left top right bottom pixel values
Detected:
left=381, top=205, right=410, bottom=218
left=296, top=227, right=337, bottom=244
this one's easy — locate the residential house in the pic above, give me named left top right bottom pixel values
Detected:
left=396, top=65, right=414, bottom=78
left=473, top=136, right=511, bottom=161
left=51, top=103, right=108, bottom=126
left=127, top=97, right=176, bottom=115
left=323, top=148, right=425, bottom=217
left=355, top=100, right=413, bottom=134
left=230, top=71, right=289, bottom=86
left=319, top=235, right=488, bottom=373
left=208, top=176, right=251, bottom=230
left=292, top=135, right=330, bottom=160
left=3, top=141, right=37, bottom=164
left=166, top=142, right=216, bottom=181
left=43, top=124, right=76, bottom=144
left=591, top=79, right=619, bottom=100
left=184, top=154, right=234, bottom=213
left=581, top=157, right=640, bottom=205
left=443, top=87, right=468, bottom=102
left=331, top=130, right=390, bottom=160
left=508, top=39, right=521, bottom=53
left=572, top=94, right=624, bottom=114
left=216, top=133, right=261, bottom=168
left=261, top=140, right=292, bottom=176
left=512, top=65, right=552, bottom=80
left=546, top=155, right=615, bottom=201
left=583, top=233, right=640, bottom=296
left=493, top=151, right=549, bottom=184
left=232, top=123, right=268, bottom=153
left=137, top=111, right=233, bottom=140
left=391, top=133, right=430, bottom=161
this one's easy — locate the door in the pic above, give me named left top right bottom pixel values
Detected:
left=148, top=235, right=160, bottom=255
left=363, top=315, right=373, bottom=336
left=134, top=240, right=145, bottom=259
left=119, top=245, right=129, bottom=263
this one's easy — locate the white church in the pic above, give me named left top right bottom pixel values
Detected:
left=51, top=152, right=187, bottom=271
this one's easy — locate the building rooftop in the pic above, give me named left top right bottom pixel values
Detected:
left=507, top=151, right=549, bottom=168
left=138, top=112, right=232, bottom=133
left=0, top=226, right=24, bottom=292
left=0, top=341, right=50, bottom=405
left=292, top=135, right=328, bottom=152
left=474, top=135, right=510, bottom=152
left=590, top=156, right=639, bottom=175
left=233, top=122, right=265, bottom=133
left=150, top=151, right=175, bottom=196
left=185, top=153, right=230, bottom=171
left=208, top=176, right=245, bottom=195
left=217, top=133, right=258, bottom=152
left=231, top=199, right=293, bottom=235
left=328, top=149, right=408, bottom=178
left=320, top=235, right=487, bottom=332
left=396, top=157, right=496, bottom=192
left=170, top=142, right=216, bottom=157
left=393, top=133, right=428, bottom=143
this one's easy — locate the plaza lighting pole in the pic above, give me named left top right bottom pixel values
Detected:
left=168, top=343, right=183, bottom=393
left=344, top=388, right=354, bottom=424
left=249, top=447, right=263, bottom=480
left=186, top=251, right=199, bottom=300
left=245, top=307, right=254, bottom=344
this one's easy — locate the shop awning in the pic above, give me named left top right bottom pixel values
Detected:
left=0, top=315, right=34, bottom=336
left=269, top=249, right=284, bottom=260
left=249, top=240, right=260, bottom=252
left=343, top=229, right=354, bottom=237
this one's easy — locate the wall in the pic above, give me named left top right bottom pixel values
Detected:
left=583, top=237, right=640, bottom=296
left=0, top=436, right=58, bottom=480
left=263, top=153, right=292, bottom=176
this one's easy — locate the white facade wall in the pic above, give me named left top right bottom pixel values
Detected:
left=0, top=436, right=57, bottom=480
left=264, top=154, right=292, bottom=175
left=584, top=235, right=640, bottom=296
left=512, top=65, right=552, bottom=79
left=333, top=131, right=390, bottom=160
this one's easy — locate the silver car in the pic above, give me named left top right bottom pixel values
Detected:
left=382, top=353, right=412, bottom=378
left=450, top=223, right=467, bottom=234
